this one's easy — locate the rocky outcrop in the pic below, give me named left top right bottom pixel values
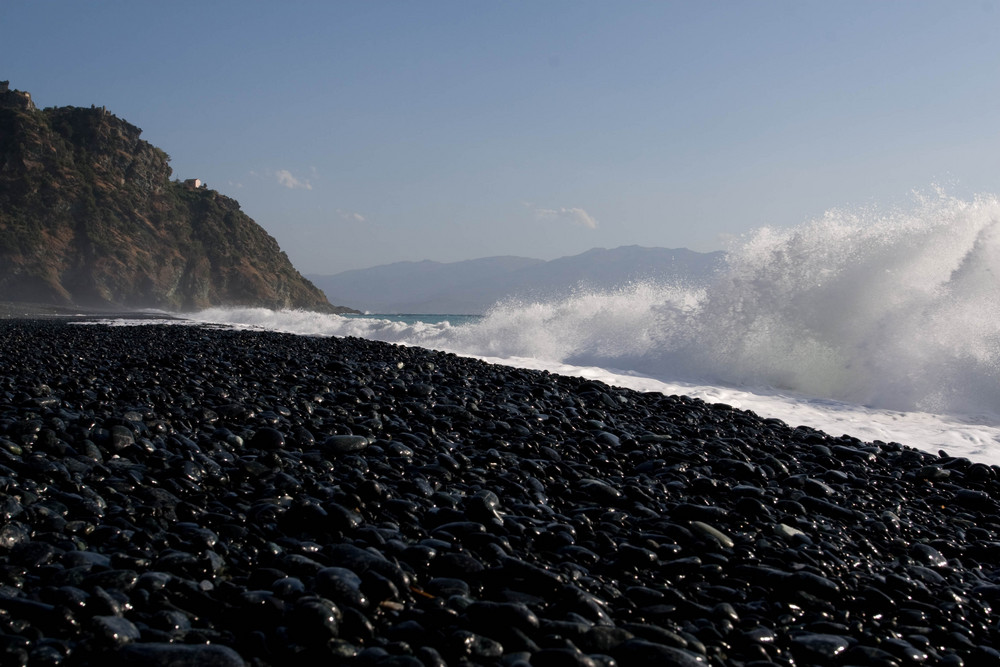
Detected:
left=0, top=82, right=356, bottom=313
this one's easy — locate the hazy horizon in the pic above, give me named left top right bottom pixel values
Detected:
left=4, top=2, right=999, bottom=273
left=307, top=243, right=724, bottom=276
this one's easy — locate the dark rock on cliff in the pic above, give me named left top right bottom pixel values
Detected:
left=0, top=82, right=356, bottom=313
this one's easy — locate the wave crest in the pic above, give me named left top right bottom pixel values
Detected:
left=188, top=191, right=1000, bottom=420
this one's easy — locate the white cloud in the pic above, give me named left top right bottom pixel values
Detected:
left=275, top=169, right=312, bottom=190
left=336, top=209, right=367, bottom=223
left=535, top=206, right=599, bottom=229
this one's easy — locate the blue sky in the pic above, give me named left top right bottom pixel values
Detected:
left=3, top=1, right=999, bottom=273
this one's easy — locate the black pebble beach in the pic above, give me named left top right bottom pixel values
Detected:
left=1, top=319, right=999, bottom=667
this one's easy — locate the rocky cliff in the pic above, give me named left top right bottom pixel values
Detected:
left=0, top=82, right=355, bottom=313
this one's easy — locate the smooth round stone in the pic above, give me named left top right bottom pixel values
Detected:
left=624, top=586, right=665, bottom=605
left=712, top=602, right=739, bottom=623
left=322, top=434, right=372, bottom=454
left=151, top=609, right=193, bottom=638
left=62, top=550, right=112, bottom=569
left=909, top=565, right=946, bottom=585
left=715, top=459, right=760, bottom=481
left=0, top=523, right=30, bottom=549
left=448, top=630, right=503, bottom=660
left=249, top=427, right=285, bottom=450
left=93, top=615, right=141, bottom=646
left=117, top=643, right=246, bottom=666
left=288, top=596, right=342, bottom=640
left=584, top=625, right=635, bottom=653
left=83, top=569, right=139, bottom=591
left=314, top=567, right=367, bottom=608
left=579, top=478, right=624, bottom=504
left=612, top=639, right=706, bottom=666
left=271, top=576, right=306, bottom=597
left=531, top=647, right=600, bottom=667
left=731, top=484, right=766, bottom=497
left=789, top=633, right=852, bottom=660
left=743, top=627, right=776, bottom=644
left=464, top=600, right=539, bottom=631
left=30, top=641, right=70, bottom=665
left=802, top=477, right=835, bottom=497
left=689, top=521, right=734, bottom=549
left=911, top=542, right=948, bottom=568
left=955, top=489, right=995, bottom=511
left=844, top=645, right=899, bottom=665
left=967, top=463, right=994, bottom=481
left=108, top=425, right=135, bottom=452
left=136, top=572, right=173, bottom=591
left=595, top=432, right=621, bottom=447
left=861, top=586, right=896, bottom=610
left=774, top=522, right=811, bottom=544
left=617, top=543, right=658, bottom=567
left=776, top=499, right=807, bottom=516
left=881, top=637, right=930, bottom=662
left=788, top=571, right=841, bottom=599
left=425, top=577, right=471, bottom=597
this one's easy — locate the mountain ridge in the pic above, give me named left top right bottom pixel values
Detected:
left=310, top=245, right=724, bottom=314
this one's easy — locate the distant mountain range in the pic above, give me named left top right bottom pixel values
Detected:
left=309, top=246, right=725, bottom=314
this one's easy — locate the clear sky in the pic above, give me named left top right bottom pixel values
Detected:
left=3, top=1, right=999, bottom=273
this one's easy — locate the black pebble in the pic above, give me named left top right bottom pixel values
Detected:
left=0, top=319, right=994, bottom=667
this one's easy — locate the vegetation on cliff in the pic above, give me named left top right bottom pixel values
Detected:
left=0, top=82, right=355, bottom=313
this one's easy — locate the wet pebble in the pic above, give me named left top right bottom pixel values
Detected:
left=0, top=320, right=997, bottom=666
left=93, top=616, right=141, bottom=646
left=322, top=434, right=372, bottom=454
left=117, top=642, right=246, bottom=666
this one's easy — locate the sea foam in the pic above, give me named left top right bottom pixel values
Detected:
left=179, top=191, right=1000, bottom=463
left=440, top=191, right=1000, bottom=419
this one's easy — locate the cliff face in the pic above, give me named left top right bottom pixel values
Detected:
left=0, top=83, right=354, bottom=313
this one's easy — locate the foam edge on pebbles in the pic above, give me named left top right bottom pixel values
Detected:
left=0, top=319, right=998, bottom=666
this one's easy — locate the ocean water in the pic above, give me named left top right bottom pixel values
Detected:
left=113, top=192, right=1000, bottom=465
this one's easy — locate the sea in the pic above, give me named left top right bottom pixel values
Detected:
left=105, top=192, right=1000, bottom=466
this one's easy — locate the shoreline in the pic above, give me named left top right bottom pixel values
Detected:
left=0, top=301, right=182, bottom=321
left=0, top=319, right=997, bottom=665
